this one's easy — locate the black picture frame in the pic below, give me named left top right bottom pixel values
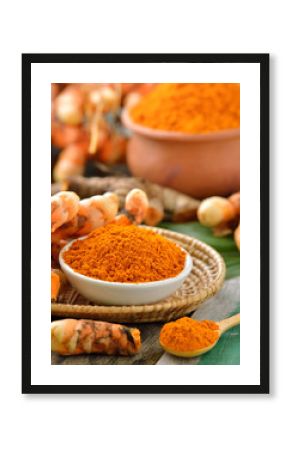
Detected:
left=22, top=53, right=269, bottom=394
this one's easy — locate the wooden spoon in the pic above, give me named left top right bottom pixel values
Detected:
left=161, top=313, right=240, bottom=358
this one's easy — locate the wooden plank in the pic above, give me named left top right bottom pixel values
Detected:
left=192, top=277, right=240, bottom=321
left=157, top=277, right=240, bottom=365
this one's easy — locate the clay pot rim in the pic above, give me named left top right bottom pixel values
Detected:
left=122, top=109, right=240, bottom=142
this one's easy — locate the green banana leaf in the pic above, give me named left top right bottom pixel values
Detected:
left=159, top=222, right=240, bottom=280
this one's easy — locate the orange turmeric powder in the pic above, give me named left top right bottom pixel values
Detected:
left=159, top=317, right=219, bottom=353
left=62, top=223, right=186, bottom=282
left=130, top=83, right=240, bottom=133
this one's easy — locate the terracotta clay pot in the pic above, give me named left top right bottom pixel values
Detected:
left=122, top=110, right=240, bottom=199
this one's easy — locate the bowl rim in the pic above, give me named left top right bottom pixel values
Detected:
left=121, top=109, right=240, bottom=142
left=59, top=236, right=193, bottom=288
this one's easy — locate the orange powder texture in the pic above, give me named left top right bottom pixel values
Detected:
left=63, top=223, right=186, bottom=283
left=159, top=317, right=219, bottom=352
left=130, top=83, right=240, bottom=133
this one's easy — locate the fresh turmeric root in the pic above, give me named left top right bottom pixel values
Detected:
left=51, top=175, right=200, bottom=225
left=124, top=188, right=149, bottom=224
left=97, top=132, right=127, bottom=165
left=51, top=269, right=66, bottom=301
left=51, top=122, right=88, bottom=149
left=55, top=85, right=85, bottom=126
left=51, top=192, right=120, bottom=241
left=234, top=224, right=240, bottom=250
left=51, top=319, right=141, bottom=356
left=53, top=141, right=89, bottom=182
left=197, top=192, right=240, bottom=250
left=74, top=192, right=120, bottom=236
left=51, top=270, right=61, bottom=301
left=197, top=195, right=238, bottom=228
left=145, top=198, right=164, bottom=226
left=51, top=191, right=80, bottom=233
left=228, top=192, right=240, bottom=216
left=111, top=214, right=133, bottom=226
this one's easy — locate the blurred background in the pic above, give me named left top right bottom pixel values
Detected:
left=51, top=83, right=156, bottom=181
left=51, top=83, right=240, bottom=195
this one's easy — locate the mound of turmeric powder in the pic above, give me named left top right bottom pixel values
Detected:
left=130, top=83, right=240, bottom=134
left=63, top=223, right=186, bottom=283
left=159, top=317, right=219, bottom=352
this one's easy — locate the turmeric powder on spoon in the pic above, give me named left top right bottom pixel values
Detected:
left=159, top=314, right=240, bottom=357
left=160, top=317, right=219, bottom=356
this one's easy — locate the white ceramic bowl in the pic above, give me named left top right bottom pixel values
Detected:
left=59, top=239, right=193, bottom=306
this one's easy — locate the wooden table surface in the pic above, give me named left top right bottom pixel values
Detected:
left=51, top=277, right=240, bottom=365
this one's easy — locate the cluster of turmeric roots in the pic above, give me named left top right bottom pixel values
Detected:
left=51, top=186, right=149, bottom=301
left=51, top=83, right=155, bottom=181
left=197, top=192, right=240, bottom=250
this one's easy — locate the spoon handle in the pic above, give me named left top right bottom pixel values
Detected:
left=218, top=313, right=240, bottom=335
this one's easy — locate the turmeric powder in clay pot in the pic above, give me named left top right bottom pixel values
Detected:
left=123, top=83, right=240, bottom=198
left=130, top=83, right=240, bottom=134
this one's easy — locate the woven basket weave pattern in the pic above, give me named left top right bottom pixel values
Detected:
left=51, top=227, right=226, bottom=323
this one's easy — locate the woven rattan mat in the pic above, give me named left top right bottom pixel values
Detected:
left=51, top=227, right=226, bottom=323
